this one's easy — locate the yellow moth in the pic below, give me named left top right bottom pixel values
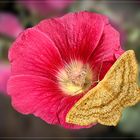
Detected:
left=66, top=50, right=140, bottom=126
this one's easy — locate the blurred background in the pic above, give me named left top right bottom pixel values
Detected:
left=0, top=0, right=140, bottom=139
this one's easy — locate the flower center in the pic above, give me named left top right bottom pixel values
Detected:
left=57, top=60, right=93, bottom=96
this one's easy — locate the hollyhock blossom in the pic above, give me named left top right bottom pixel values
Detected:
left=0, top=13, right=23, bottom=38
left=7, top=11, right=124, bottom=129
left=20, top=0, right=74, bottom=16
left=0, top=62, right=10, bottom=94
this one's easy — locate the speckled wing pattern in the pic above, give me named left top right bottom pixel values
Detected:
left=66, top=50, right=140, bottom=126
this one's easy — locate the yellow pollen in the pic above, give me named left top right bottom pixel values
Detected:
left=57, top=60, right=93, bottom=96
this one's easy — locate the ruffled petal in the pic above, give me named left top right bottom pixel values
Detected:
left=7, top=75, right=91, bottom=129
left=9, top=28, right=63, bottom=81
left=8, top=75, right=60, bottom=121
left=36, top=11, right=108, bottom=63
left=88, top=24, right=124, bottom=81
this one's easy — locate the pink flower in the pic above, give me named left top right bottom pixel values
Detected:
left=0, top=13, right=23, bottom=38
left=7, top=11, right=124, bottom=129
left=20, top=0, right=74, bottom=16
left=0, top=62, right=10, bottom=94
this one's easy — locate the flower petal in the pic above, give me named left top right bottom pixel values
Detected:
left=8, top=75, right=91, bottom=129
left=9, top=28, right=63, bottom=81
left=0, top=63, right=10, bottom=94
left=36, top=11, right=108, bottom=63
left=20, top=0, right=73, bottom=16
left=0, top=13, right=23, bottom=38
left=8, top=75, right=61, bottom=121
left=88, top=24, right=124, bottom=81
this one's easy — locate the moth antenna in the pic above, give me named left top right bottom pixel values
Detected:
left=74, top=88, right=82, bottom=94
left=91, top=54, right=106, bottom=86
left=97, top=55, right=105, bottom=82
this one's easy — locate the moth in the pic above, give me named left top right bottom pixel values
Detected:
left=66, top=50, right=140, bottom=126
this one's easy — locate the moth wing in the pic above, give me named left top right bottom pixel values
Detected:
left=66, top=50, right=140, bottom=126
